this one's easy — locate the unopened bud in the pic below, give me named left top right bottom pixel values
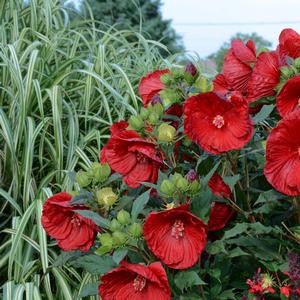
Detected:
left=93, top=162, right=111, bottom=182
left=117, top=210, right=131, bottom=225
left=160, top=179, right=176, bottom=196
left=140, top=107, right=150, bottom=119
left=185, top=62, right=197, bottom=77
left=76, top=171, right=91, bottom=188
left=110, top=219, right=122, bottom=232
left=128, top=223, right=143, bottom=238
left=112, top=231, right=127, bottom=246
left=99, top=233, right=113, bottom=247
left=128, top=115, right=144, bottom=130
left=160, top=73, right=172, bottom=85
left=189, top=180, right=201, bottom=194
left=148, top=112, right=160, bottom=125
left=186, top=169, right=198, bottom=182
left=175, top=177, right=189, bottom=192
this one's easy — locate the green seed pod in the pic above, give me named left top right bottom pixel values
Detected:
left=128, top=115, right=144, bottom=130
left=157, top=123, right=176, bottom=143
left=128, top=222, right=143, bottom=238
left=117, top=210, right=131, bottom=225
left=160, top=179, right=176, bottom=196
left=96, top=187, right=118, bottom=207
left=160, top=73, right=172, bottom=85
left=110, top=219, right=122, bottom=232
left=175, top=177, right=189, bottom=192
left=148, top=112, right=160, bottom=125
left=189, top=180, right=201, bottom=194
left=112, top=231, right=127, bottom=246
left=76, top=171, right=91, bottom=188
left=99, top=233, right=113, bottom=247
left=140, top=107, right=150, bottom=120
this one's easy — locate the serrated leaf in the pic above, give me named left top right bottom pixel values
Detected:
left=131, top=190, right=150, bottom=221
left=74, top=210, right=110, bottom=228
left=174, top=271, right=206, bottom=291
left=71, top=254, right=116, bottom=275
left=223, top=223, right=248, bottom=240
left=206, top=240, right=227, bottom=255
left=228, top=247, right=249, bottom=258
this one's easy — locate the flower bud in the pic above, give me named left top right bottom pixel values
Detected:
left=171, top=173, right=184, bottom=184
left=96, top=187, right=118, bottom=207
left=99, top=233, right=113, bottom=247
left=140, top=107, right=150, bottom=119
left=112, top=231, right=127, bottom=246
left=189, top=180, right=201, bottom=194
left=295, top=57, right=300, bottom=69
left=182, top=136, right=193, bottom=147
left=185, top=62, right=197, bottom=77
left=93, top=162, right=111, bottom=182
left=175, top=177, right=189, bottom=192
left=280, top=66, right=294, bottom=79
left=186, top=169, right=198, bottom=182
left=157, top=123, right=176, bottom=143
left=117, top=209, right=131, bottom=225
left=150, top=95, right=163, bottom=105
left=128, top=222, right=143, bottom=238
left=153, top=102, right=164, bottom=116
left=110, top=219, right=122, bottom=232
left=261, top=274, right=274, bottom=289
left=160, top=73, right=172, bottom=85
left=160, top=88, right=181, bottom=106
left=76, top=171, right=91, bottom=188
left=194, top=76, right=212, bottom=93
left=96, top=244, right=113, bottom=255
left=160, top=179, right=176, bottom=196
left=128, top=115, right=144, bottom=130
left=172, top=68, right=184, bottom=80
left=148, top=112, right=160, bottom=125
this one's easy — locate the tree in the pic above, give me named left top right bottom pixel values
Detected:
left=208, top=32, right=272, bottom=72
left=86, top=0, right=183, bottom=53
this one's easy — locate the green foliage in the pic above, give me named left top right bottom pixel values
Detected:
left=0, top=0, right=167, bottom=298
left=208, top=32, right=272, bottom=71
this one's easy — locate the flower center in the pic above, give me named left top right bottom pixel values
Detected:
left=71, top=215, right=81, bottom=227
left=136, top=152, right=148, bottom=163
left=133, top=275, right=147, bottom=292
left=212, top=115, right=225, bottom=128
left=171, top=220, right=185, bottom=239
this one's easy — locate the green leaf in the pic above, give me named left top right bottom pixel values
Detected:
left=228, top=247, right=249, bottom=258
left=206, top=240, right=227, bottom=255
left=174, top=271, right=206, bottom=291
left=202, top=160, right=221, bottom=186
left=71, top=255, right=116, bottom=275
left=223, top=174, right=241, bottom=190
left=70, top=190, right=93, bottom=205
left=218, top=289, right=236, bottom=299
left=112, top=248, right=128, bottom=264
left=52, top=251, right=82, bottom=267
left=131, top=190, right=150, bottom=221
left=74, top=210, right=110, bottom=228
left=253, top=104, right=274, bottom=124
left=79, top=283, right=99, bottom=297
left=223, top=223, right=248, bottom=240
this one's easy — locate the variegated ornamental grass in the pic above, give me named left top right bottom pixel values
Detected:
left=0, top=0, right=170, bottom=298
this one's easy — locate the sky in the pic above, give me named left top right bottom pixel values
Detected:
left=161, top=0, right=300, bottom=57
left=70, top=0, right=300, bottom=57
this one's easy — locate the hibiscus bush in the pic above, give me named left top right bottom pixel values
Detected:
left=41, top=28, right=300, bottom=300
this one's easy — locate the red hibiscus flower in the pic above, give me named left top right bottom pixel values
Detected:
left=208, top=173, right=233, bottom=231
left=208, top=172, right=232, bottom=199
left=276, top=75, right=300, bottom=117
left=184, top=92, right=253, bottom=154
left=208, top=202, right=233, bottom=231
left=280, top=285, right=292, bottom=298
left=143, top=204, right=207, bottom=269
left=99, top=261, right=171, bottom=300
left=247, top=51, right=281, bottom=101
left=41, top=192, right=99, bottom=252
left=264, top=110, right=300, bottom=196
left=279, top=28, right=300, bottom=60
left=213, top=74, right=231, bottom=96
left=139, top=69, right=170, bottom=107
left=223, top=39, right=256, bottom=95
left=101, top=122, right=163, bottom=188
